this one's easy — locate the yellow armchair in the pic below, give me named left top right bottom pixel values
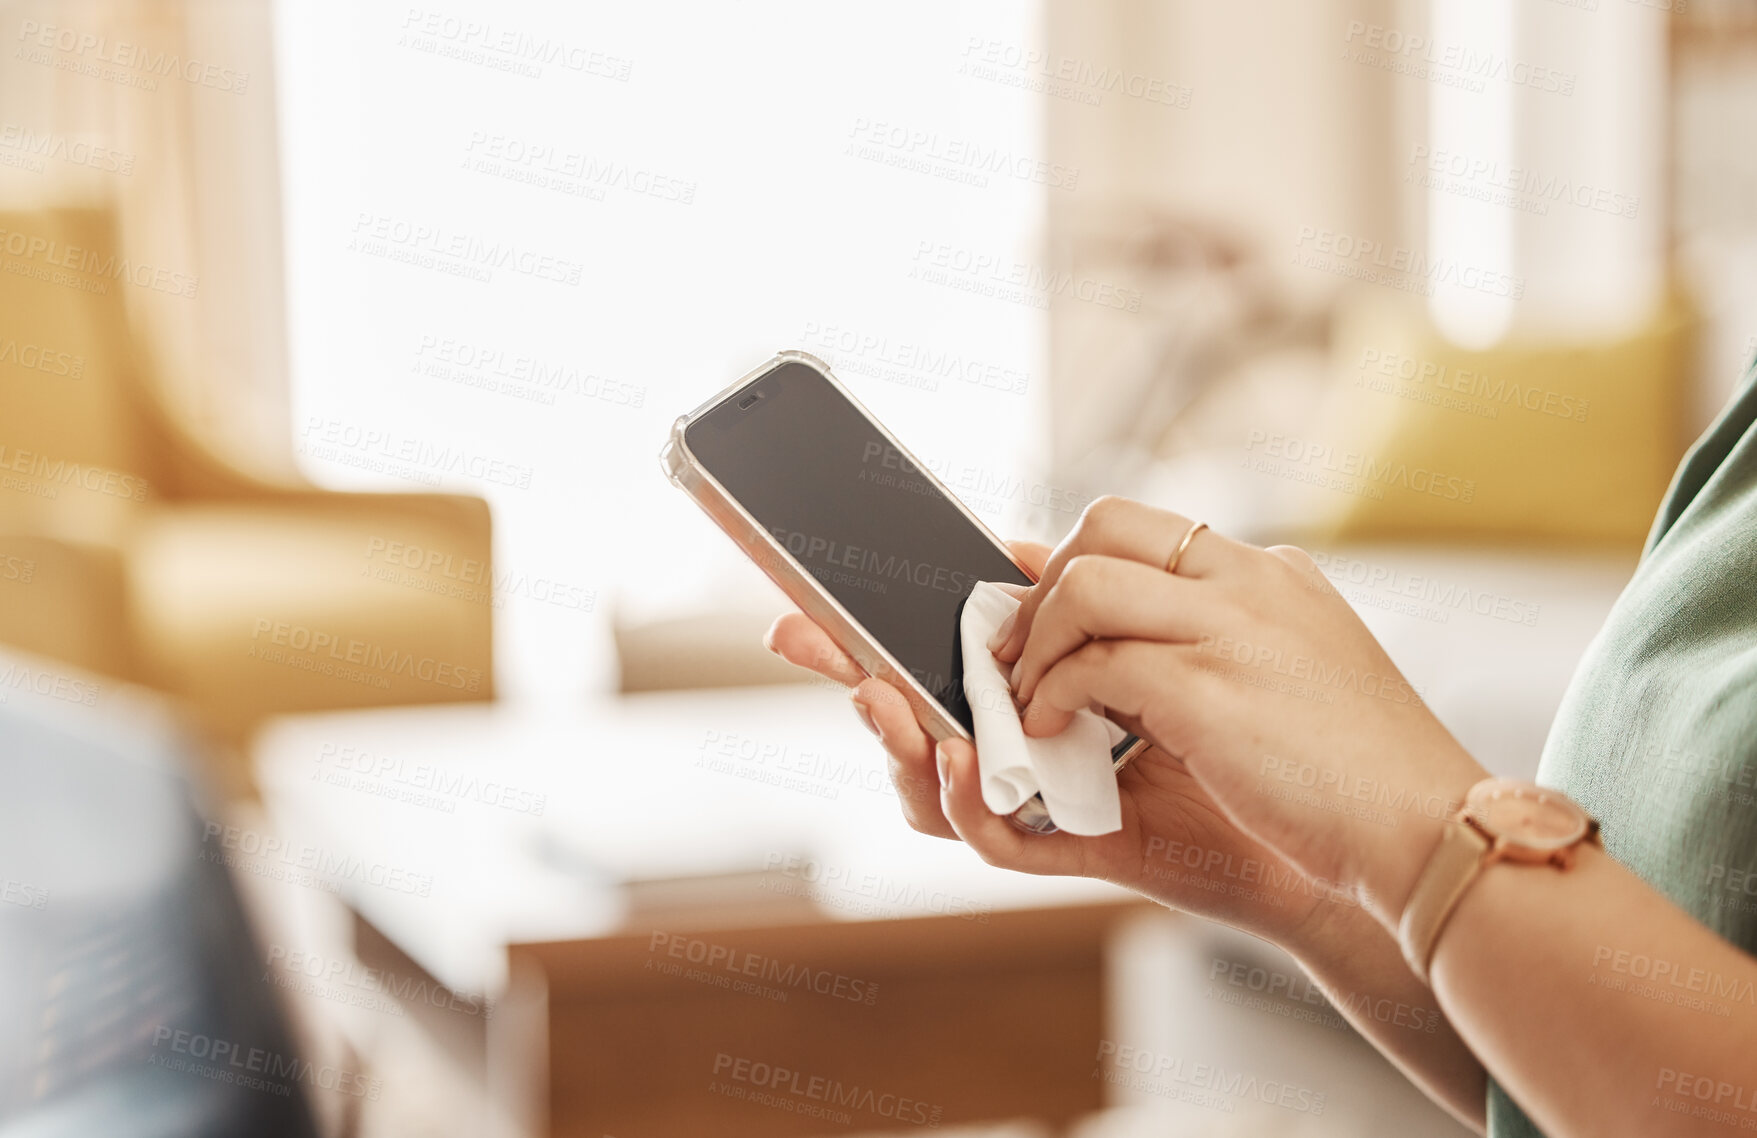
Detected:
left=0, top=205, right=493, bottom=773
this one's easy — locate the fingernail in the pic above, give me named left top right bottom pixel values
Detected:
left=998, top=625, right=1025, bottom=664
left=936, top=743, right=952, bottom=789
left=850, top=692, right=884, bottom=740
left=762, top=627, right=779, bottom=655
left=986, top=610, right=1016, bottom=653
left=850, top=695, right=878, bottom=738
left=1008, top=658, right=1023, bottom=694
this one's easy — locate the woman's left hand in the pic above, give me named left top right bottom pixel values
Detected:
left=993, top=496, right=1489, bottom=927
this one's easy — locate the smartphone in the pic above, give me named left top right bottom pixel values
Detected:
left=660, top=350, right=1146, bottom=834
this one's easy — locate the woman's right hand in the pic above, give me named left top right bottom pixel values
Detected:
left=761, top=541, right=1354, bottom=947
left=771, top=540, right=1489, bottom=1133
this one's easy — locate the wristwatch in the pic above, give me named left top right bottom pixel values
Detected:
left=1397, top=777, right=1600, bottom=985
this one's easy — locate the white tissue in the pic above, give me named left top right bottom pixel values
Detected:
left=958, top=581, right=1123, bottom=836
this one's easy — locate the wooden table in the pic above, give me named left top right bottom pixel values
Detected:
left=253, top=686, right=1148, bottom=1136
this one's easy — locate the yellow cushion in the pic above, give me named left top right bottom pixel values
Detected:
left=1305, top=290, right=1692, bottom=548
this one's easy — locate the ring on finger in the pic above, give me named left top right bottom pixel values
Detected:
left=1165, top=520, right=1209, bottom=576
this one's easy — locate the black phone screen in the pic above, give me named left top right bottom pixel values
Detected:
left=686, top=360, right=1030, bottom=733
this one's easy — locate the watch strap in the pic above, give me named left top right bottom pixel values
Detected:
left=1397, top=819, right=1492, bottom=985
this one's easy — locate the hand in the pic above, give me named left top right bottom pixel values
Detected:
left=763, top=540, right=1349, bottom=944
left=995, top=497, right=1488, bottom=927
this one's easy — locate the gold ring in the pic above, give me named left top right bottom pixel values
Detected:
left=1166, top=521, right=1208, bottom=575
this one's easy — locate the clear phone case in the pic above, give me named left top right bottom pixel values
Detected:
left=661, top=350, right=1144, bottom=834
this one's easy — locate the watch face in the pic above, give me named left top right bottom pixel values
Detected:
left=1466, top=779, right=1590, bottom=851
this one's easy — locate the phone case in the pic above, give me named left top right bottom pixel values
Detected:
left=660, top=349, right=1145, bottom=834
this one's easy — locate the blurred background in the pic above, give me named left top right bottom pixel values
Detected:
left=1, top=0, right=1753, bottom=1135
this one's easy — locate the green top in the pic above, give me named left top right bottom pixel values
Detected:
left=1488, top=364, right=1757, bottom=1137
